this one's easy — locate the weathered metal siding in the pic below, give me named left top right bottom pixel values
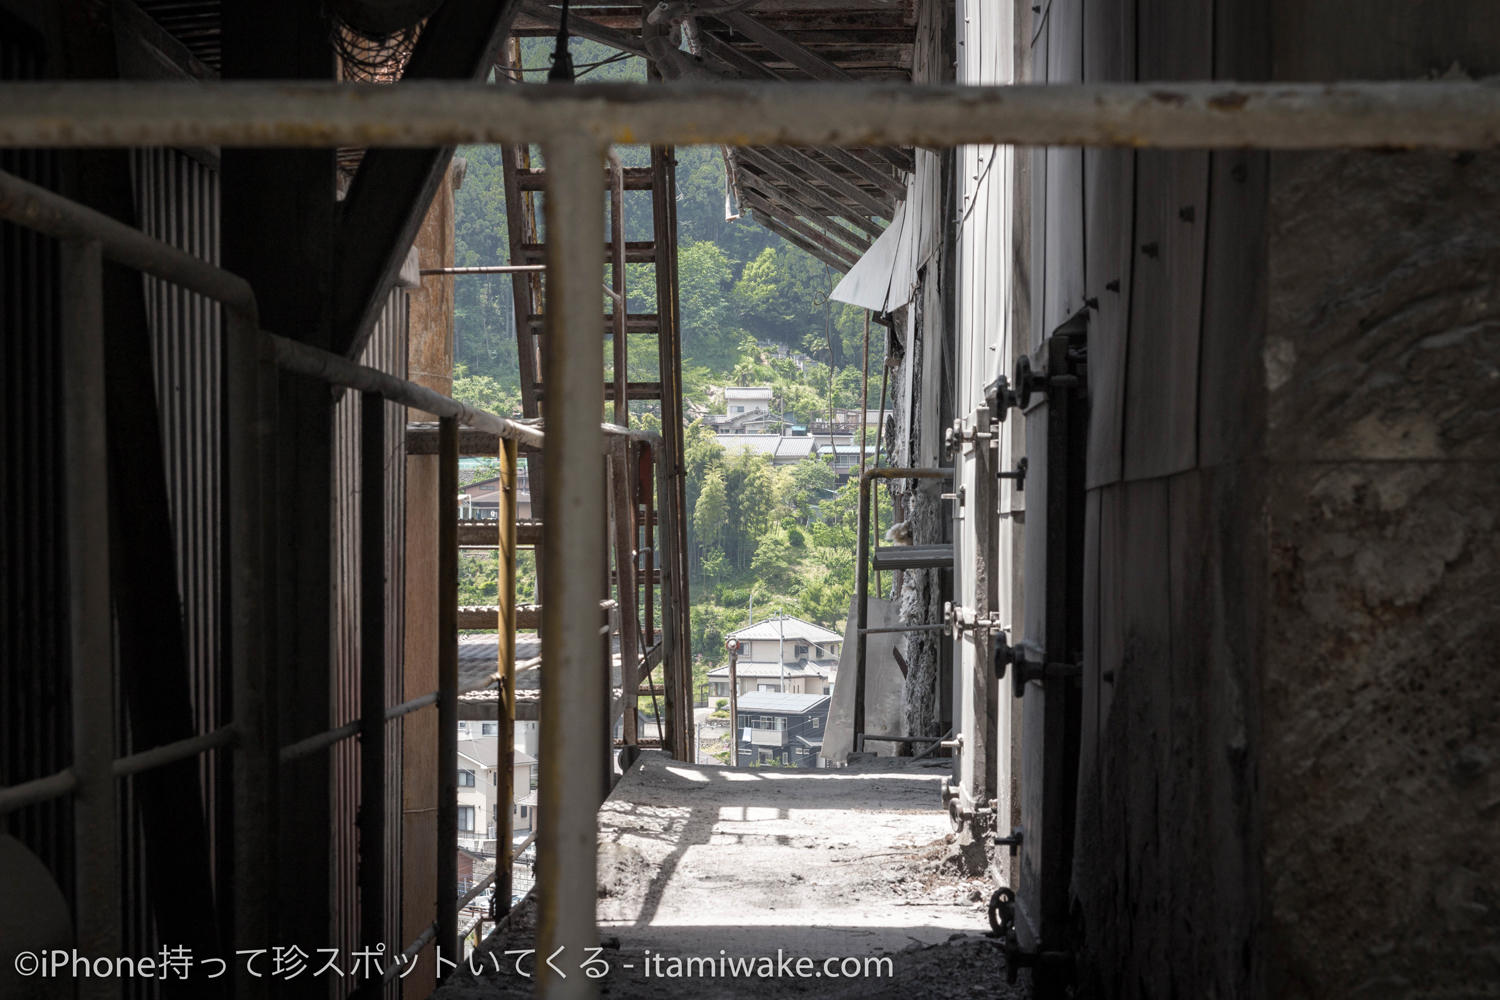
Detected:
left=949, top=0, right=1020, bottom=859
left=125, top=143, right=228, bottom=998
left=883, top=0, right=954, bottom=747
left=0, top=15, right=73, bottom=910
left=1036, top=0, right=1266, bottom=995
left=332, top=288, right=410, bottom=996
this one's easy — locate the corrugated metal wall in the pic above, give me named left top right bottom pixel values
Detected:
left=0, top=14, right=73, bottom=911
left=125, top=144, right=228, bottom=997
left=3, top=77, right=414, bottom=991
left=332, top=290, right=410, bottom=996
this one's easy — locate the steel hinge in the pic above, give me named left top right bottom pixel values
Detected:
left=990, top=352, right=1087, bottom=417
left=997, top=455, right=1028, bottom=491
left=993, top=635, right=1082, bottom=697
left=944, top=601, right=1004, bottom=637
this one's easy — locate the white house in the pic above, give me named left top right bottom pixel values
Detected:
left=723, top=385, right=773, bottom=417
left=707, top=615, right=842, bottom=699
left=455, top=734, right=538, bottom=855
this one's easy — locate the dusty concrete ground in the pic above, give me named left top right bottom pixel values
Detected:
left=436, top=752, right=1025, bottom=998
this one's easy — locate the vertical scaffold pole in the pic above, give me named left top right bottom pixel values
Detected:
left=538, top=134, right=607, bottom=1000
left=358, top=392, right=387, bottom=993
left=437, top=416, right=459, bottom=967
left=60, top=239, right=120, bottom=999
left=496, top=436, right=518, bottom=916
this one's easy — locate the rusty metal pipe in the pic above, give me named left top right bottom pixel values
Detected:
left=3, top=80, right=1499, bottom=150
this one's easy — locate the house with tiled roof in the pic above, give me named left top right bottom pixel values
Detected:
left=706, top=615, right=842, bottom=699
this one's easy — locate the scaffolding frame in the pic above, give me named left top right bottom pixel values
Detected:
left=1, top=76, right=1497, bottom=1000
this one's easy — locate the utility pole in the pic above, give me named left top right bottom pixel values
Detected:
left=778, top=615, right=786, bottom=690
left=725, top=638, right=741, bottom=768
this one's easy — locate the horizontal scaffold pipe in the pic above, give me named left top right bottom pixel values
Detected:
left=0, top=167, right=544, bottom=447
left=0, top=81, right=1498, bottom=150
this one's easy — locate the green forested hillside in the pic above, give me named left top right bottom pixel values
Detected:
left=452, top=40, right=887, bottom=697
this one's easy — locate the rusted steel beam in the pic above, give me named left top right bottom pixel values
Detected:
left=535, top=381, right=663, bottom=401
left=405, top=421, right=542, bottom=455
left=607, top=150, right=628, bottom=426
left=420, top=264, right=546, bottom=275
left=6, top=81, right=1499, bottom=150
left=437, top=417, right=459, bottom=969
left=458, top=604, right=541, bottom=630
left=609, top=439, right=642, bottom=746
left=525, top=312, right=661, bottom=334
left=495, top=436, right=519, bottom=918
left=458, top=519, right=543, bottom=547
left=518, top=240, right=657, bottom=263
left=515, top=165, right=654, bottom=190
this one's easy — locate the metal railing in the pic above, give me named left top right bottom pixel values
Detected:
left=0, top=161, right=683, bottom=998
left=853, top=467, right=954, bottom=753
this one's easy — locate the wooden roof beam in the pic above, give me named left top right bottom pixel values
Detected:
left=742, top=192, right=860, bottom=270
left=712, top=9, right=853, bottom=81
left=694, top=28, right=791, bottom=80
left=738, top=144, right=892, bottom=220
left=517, top=0, right=649, bottom=58
left=819, top=147, right=906, bottom=198
left=738, top=176, right=875, bottom=257
left=736, top=160, right=884, bottom=240
left=748, top=207, right=856, bottom=271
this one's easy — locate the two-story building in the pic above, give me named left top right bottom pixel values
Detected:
left=734, top=691, right=831, bottom=768
left=706, top=615, right=842, bottom=699
left=722, top=385, right=773, bottom=420
left=454, top=734, right=537, bottom=856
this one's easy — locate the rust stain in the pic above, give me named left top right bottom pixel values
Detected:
left=1209, top=92, right=1250, bottom=112
left=1151, top=91, right=1187, bottom=106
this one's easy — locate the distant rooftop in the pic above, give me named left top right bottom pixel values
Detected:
left=724, top=386, right=774, bottom=399
left=735, top=691, right=832, bottom=714
left=706, top=660, right=831, bottom=679
left=729, top=615, right=843, bottom=644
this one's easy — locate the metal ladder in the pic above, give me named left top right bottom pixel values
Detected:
left=496, top=38, right=691, bottom=753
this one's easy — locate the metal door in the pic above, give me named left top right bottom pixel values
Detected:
left=999, top=316, right=1088, bottom=991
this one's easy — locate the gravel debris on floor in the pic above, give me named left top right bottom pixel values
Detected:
left=435, top=752, right=1025, bottom=999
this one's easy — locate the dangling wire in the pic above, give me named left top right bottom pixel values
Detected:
left=548, top=0, right=576, bottom=83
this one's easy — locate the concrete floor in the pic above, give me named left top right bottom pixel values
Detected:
left=437, top=752, right=1020, bottom=998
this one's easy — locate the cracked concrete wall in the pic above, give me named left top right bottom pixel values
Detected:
left=1261, top=146, right=1500, bottom=999
left=1062, top=3, right=1500, bottom=998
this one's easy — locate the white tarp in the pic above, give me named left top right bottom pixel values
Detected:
left=828, top=171, right=930, bottom=313
left=828, top=199, right=907, bottom=312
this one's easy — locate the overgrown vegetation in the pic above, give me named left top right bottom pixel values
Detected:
left=451, top=40, right=886, bottom=703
